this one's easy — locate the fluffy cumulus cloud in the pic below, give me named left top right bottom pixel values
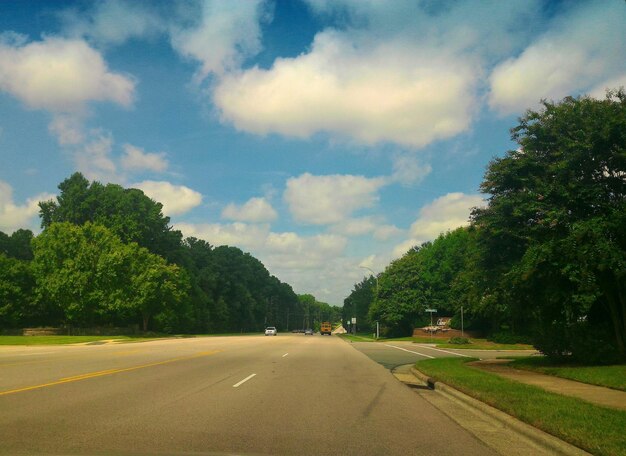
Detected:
left=214, top=30, right=478, bottom=147
left=121, top=144, right=169, bottom=173
left=0, top=34, right=134, bottom=113
left=488, top=1, right=626, bottom=114
left=171, top=0, right=268, bottom=79
left=211, top=0, right=550, bottom=147
left=221, top=197, right=277, bottom=223
left=393, top=192, right=484, bottom=257
left=133, top=181, right=202, bottom=216
left=0, top=181, right=55, bottom=233
left=284, top=173, right=386, bottom=225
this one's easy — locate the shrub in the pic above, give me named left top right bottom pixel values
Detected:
left=448, top=336, right=471, bottom=344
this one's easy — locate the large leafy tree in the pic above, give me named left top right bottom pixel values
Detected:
left=32, top=222, right=189, bottom=331
left=39, top=173, right=183, bottom=263
left=473, top=90, right=626, bottom=361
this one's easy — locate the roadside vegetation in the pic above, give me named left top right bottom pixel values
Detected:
left=344, top=91, right=626, bottom=365
left=0, top=174, right=340, bottom=336
left=0, top=335, right=137, bottom=345
left=509, top=357, right=626, bottom=392
left=416, top=357, right=626, bottom=456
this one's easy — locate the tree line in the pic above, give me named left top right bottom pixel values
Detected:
left=345, top=90, right=626, bottom=363
left=0, top=173, right=340, bottom=334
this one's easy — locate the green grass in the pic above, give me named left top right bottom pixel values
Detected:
left=510, top=357, right=626, bottom=392
left=0, top=335, right=139, bottom=345
left=338, top=334, right=376, bottom=342
left=407, top=336, right=534, bottom=350
left=416, top=357, right=626, bottom=456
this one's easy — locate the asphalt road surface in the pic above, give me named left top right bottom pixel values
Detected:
left=0, top=334, right=498, bottom=455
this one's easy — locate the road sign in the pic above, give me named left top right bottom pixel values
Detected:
left=425, top=309, right=437, bottom=312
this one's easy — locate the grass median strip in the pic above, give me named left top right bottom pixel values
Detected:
left=0, top=350, right=220, bottom=397
left=416, top=357, right=626, bottom=456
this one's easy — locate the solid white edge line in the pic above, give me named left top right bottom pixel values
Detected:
left=383, top=344, right=435, bottom=359
left=233, top=373, right=257, bottom=388
left=282, top=353, right=289, bottom=357
left=413, top=344, right=472, bottom=358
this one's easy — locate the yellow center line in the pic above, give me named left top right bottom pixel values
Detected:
left=0, top=350, right=220, bottom=397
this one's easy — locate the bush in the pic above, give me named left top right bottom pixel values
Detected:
left=533, top=321, right=622, bottom=365
left=448, top=336, right=471, bottom=344
left=489, top=331, right=530, bottom=345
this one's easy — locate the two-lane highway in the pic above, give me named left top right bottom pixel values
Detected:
left=1, top=334, right=497, bottom=455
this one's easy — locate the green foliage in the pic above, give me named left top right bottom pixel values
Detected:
left=298, top=293, right=341, bottom=331
left=39, top=172, right=183, bottom=262
left=473, top=90, right=626, bottom=361
left=31, top=222, right=189, bottom=332
left=448, top=336, right=471, bottom=344
left=343, top=275, right=376, bottom=332
left=0, top=254, right=36, bottom=328
left=0, top=229, right=34, bottom=260
left=369, top=227, right=479, bottom=337
left=417, top=357, right=626, bottom=455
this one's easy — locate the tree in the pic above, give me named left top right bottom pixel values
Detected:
left=126, top=244, right=190, bottom=332
left=343, top=276, right=377, bottom=332
left=0, top=254, right=36, bottom=328
left=31, top=222, right=189, bottom=331
left=0, top=229, right=35, bottom=260
left=39, top=173, right=184, bottom=263
left=472, top=90, right=626, bottom=361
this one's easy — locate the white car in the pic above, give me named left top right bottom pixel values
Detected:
left=264, top=327, right=277, bottom=336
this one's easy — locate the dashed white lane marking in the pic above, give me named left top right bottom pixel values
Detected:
left=233, top=373, right=257, bottom=388
left=414, top=345, right=472, bottom=358
left=383, top=344, right=435, bottom=359
left=282, top=353, right=289, bottom=358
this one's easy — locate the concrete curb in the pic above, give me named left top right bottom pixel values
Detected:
left=410, top=367, right=590, bottom=456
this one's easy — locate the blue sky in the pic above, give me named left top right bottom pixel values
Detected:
left=1, top=0, right=625, bottom=305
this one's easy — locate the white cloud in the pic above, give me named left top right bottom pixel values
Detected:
left=171, top=0, right=268, bottom=79
left=0, top=35, right=135, bottom=113
left=214, top=30, right=479, bottom=147
left=60, top=0, right=166, bottom=47
left=133, top=181, right=203, bottom=216
left=48, top=114, right=85, bottom=146
left=488, top=1, right=626, bottom=114
left=221, top=197, right=277, bottom=223
left=73, top=130, right=119, bottom=183
left=177, top=221, right=270, bottom=249
left=284, top=173, right=386, bottom=225
left=121, top=144, right=169, bottom=173
left=391, top=154, right=432, bottom=186
left=211, top=0, right=549, bottom=148
left=393, top=192, right=484, bottom=258
left=328, top=216, right=402, bottom=240
left=0, top=181, right=55, bottom=233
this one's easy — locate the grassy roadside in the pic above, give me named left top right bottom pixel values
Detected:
left=338, top=334, right=535, bottom=350
left=416, top=357, right=626, bottom=456
left=510, top=357, right=626, bottom=392
left=0, top=335, right=138, bottom=345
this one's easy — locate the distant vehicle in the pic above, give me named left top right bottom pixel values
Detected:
left=320, top=321, right=332, bottom=335
left=304, top=328, right=314, bottom=335
left=264, top=327, right=277, bottom=336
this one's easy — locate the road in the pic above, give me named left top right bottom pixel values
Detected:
left=0, top=334, right=498, bottom=455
